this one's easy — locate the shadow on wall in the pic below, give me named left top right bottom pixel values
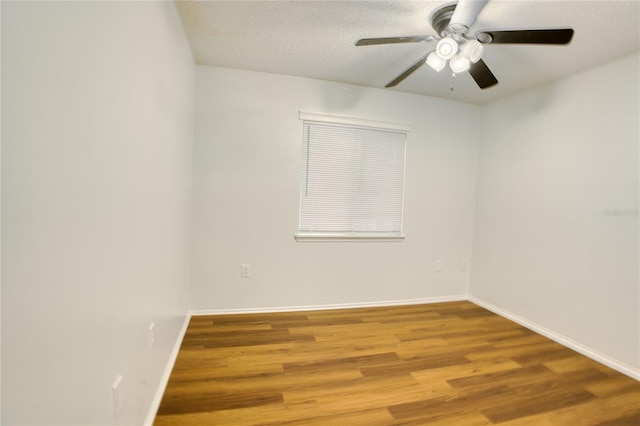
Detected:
left=492, top=83, right=561, bottom=123
left=318, top=84, right=367, bottom=111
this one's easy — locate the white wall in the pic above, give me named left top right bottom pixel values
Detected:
left=191, top=66, right=481, bottom=311
left=1, top=2, right=194, bottom=425
left=471, top=52, right=639, bottom=374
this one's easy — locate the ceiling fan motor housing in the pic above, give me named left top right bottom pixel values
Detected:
left=431, top=4, right=457, bottom=36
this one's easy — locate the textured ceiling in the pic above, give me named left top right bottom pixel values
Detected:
left=177, top=0, right=640, bottom=105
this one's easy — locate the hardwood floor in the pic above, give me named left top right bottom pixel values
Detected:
left=154, top=301, right=640, bottom=425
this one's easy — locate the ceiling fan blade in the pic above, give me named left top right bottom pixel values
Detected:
left=468, top=59, right=498, bottom=89
left=449, top=0, right=489, bottom=30
left=385, top=52, right=430, bottom=88
left=481, top=28, right=574, bottom=44
left=356, top=36, right=436, bottom=46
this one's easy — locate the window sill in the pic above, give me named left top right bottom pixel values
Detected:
left=294, top=233, right=405, bottom=242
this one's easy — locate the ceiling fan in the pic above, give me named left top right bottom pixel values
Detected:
left=356, top=0, right=574, bottom=89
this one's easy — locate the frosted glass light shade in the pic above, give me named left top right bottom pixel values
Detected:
left=426, top=51, right=446, bottom=72
left=450, top=53, right=470, bottom=73
left=435, top=37, right=458, bottom=60
left=461, top=39, right=483, bottom=63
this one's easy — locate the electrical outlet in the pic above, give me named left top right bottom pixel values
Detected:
left=148, top=322, right=155, bottom=351
left=435, top=260, right=443, bottom=273
left=112, top=374, right=123, bottom=421
left=241, top=264, right=250, bottom=278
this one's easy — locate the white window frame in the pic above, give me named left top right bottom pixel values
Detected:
left=295, top=112, right=409, bottom=242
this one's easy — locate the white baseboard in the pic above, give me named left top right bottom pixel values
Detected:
left=143, top=313, right=192, bottom=426
left=190, top=295, right=468, bottom=316
left=468, top=295, right=640, bottom=381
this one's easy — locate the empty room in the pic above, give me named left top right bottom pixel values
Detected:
left=1, top=1, right=638, bottom=425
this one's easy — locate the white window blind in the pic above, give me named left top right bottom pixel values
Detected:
left=297, top=114, right=407, bottom=241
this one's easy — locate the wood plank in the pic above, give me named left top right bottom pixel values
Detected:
left=157, top=388, right=283, bottom=415
left=479, top=382, right=595, bottom=423
left=584, top=374, right=640, bottom=398
left=497, top=391, right=640, bottom=426
left=410, top=358, right=522, bottom=383
left=273, top=407, right=395, bottom=426
left=543, top=354, right=613, bottom=373
left=283, top=352, right=400, bottom=373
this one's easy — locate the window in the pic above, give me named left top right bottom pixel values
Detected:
left=296, top=112, right=408, bottom=241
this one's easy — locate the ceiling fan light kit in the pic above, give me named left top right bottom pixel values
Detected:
left=436, top=37, right=458, bottom=60
left=428, top=37, right=482, bottom=73
left=355, top=0, right=574, bottom=90
left=426, top=51, right=446, bottom=72
left=449, top=53, right=471, bottom=73
left=461, top=39, right=483, bottom=63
